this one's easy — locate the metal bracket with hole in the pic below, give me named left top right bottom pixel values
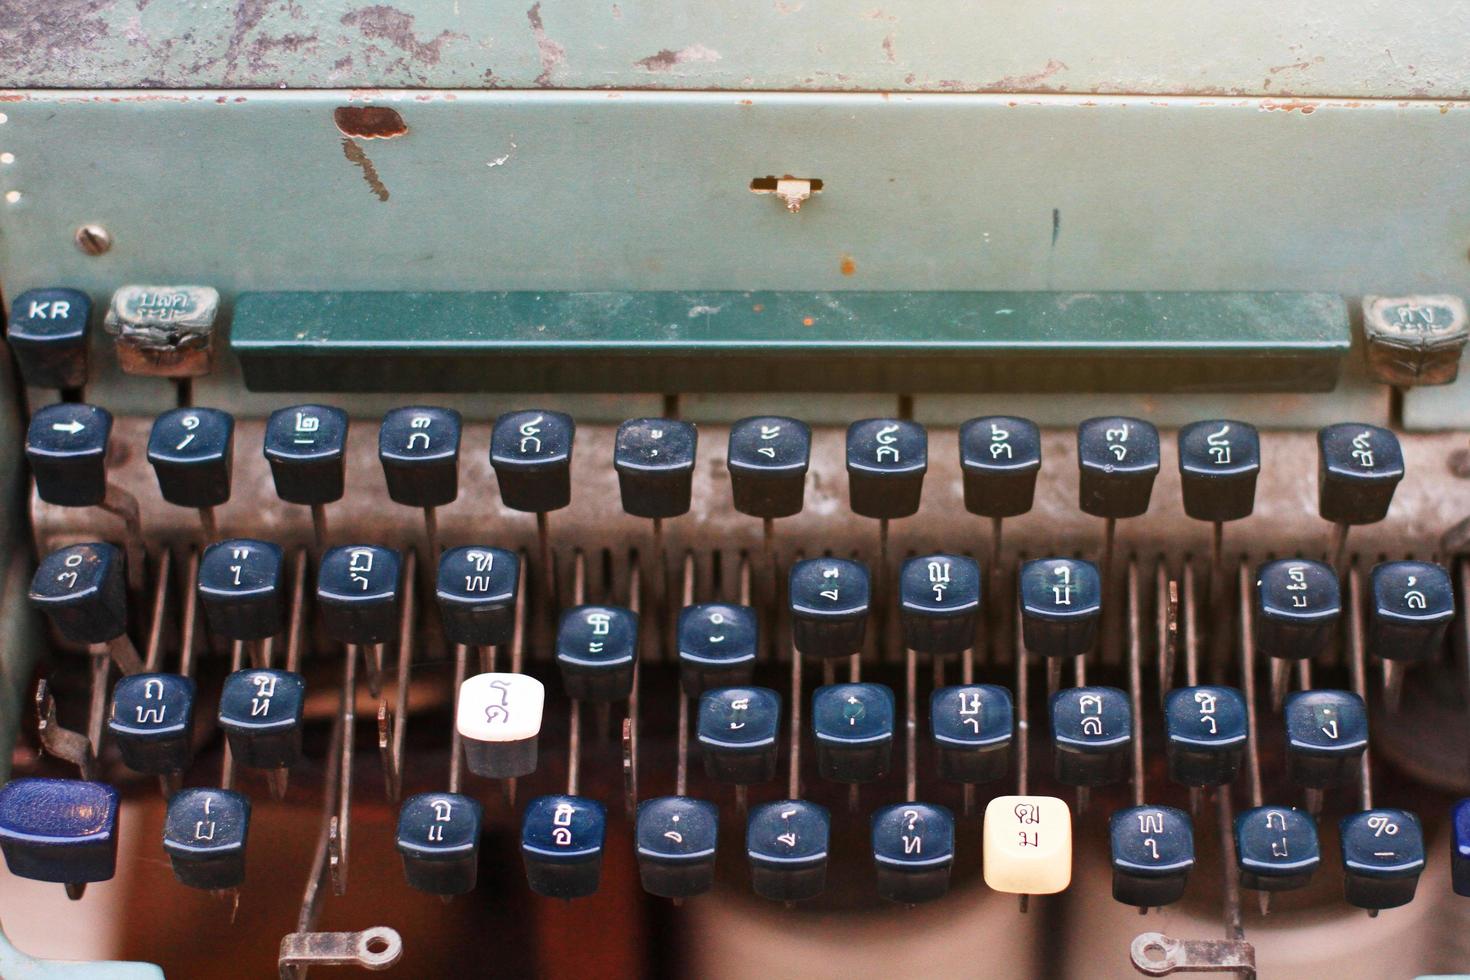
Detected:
left=277, top=928, right=402, bottom=979
left=1131, top=932, right=1255, bottom=978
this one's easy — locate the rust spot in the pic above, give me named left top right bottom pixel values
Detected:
left=752, top=304, right=764, bottom=313
left=840, top=255, right=857, bottom=277
left=334, top=105, right=407, bottom=139
left=881, top=33, right=896, bottom=63
left=341, top=138, right=389, bottom=202
left=802, top=317, right=815, bottom=326
left=0, top=94, right=25, bottom=102
left=986, top=58, right=1069, bottom=91
left=1261, top=99, right=1318, bottom=114
left=739, top=98, right=753, bottom=106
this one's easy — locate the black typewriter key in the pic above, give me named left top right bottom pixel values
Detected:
left=0, top=778, right=120, bottom=885
left=846, top=418, right=927, bottom=520
left=217, top=668, right=306, bottom=769
left=1020, top=558, right=1102, bottom=659
left=1177, top=420, right=1260, bottom=523
left=163, top=788, right=251, bottom=891
left=959, top=415, right=1041, bottom=518
left=436, top=547, right=518, bottom=648
left=7, top=287, right=91, bottom=389
left=379, top=406, right=461, bottom=508
left=263, top=404, right=349, bottom=506
left=1450, top=799, right=1470, bottom=897
left=26, top=403, right=111, bottom=507
left=812, top=683, right=895, bottom=783
left=899, top=554, right=981, bottom=654
left=930, top=684, right=1012, bottom=784
left=491, top=409, right=574, bottom=513
left=727, top=415, right=811, bottom=519
left=789, top=558, right=870, bottom=659
left=1050, top=686, right=1131, bottom=787
left=107, top=673, right=196, bottom=774
left=30, top=542, right=127, bottom=645
left=1110, top=805, right=1194, bottom=908
left=635, top=796, right=720, bottom=899
left=872, top=802, right=955, bottom=904
left=1235, top=806, right=1319, bottom=891
left=1317, top=423, right=1404, bottom=525
left=198, top=539, right=285, bottom=641
left=1284, top=690, right=1368, bottom=789
left=1339, top=808, right=1424, bottom=910
left=318, top=546, right=402, bottom=645
left=1077, top=417, right=1160, bottom=519
left=146, top=407, right=234, bottom=509
left=1164, top=685, right=1248, bottom=787
left=614, top=417, right=697, bottom=519
left=697, top=687, right=781, bottom=784
left=557, top=604, right=638, bottom=702
left=1254, top=559, right=1340, bottom=660
left=747, top=800, right=830, bottom=902
left=521, top=794, right=607, bottom=899
left=396, top=792, right=484, bottom=896
left=678, top=603, right=757, bottom=694
left=1368, top=560, right=1453, bottom=662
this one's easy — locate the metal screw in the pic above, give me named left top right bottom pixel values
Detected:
left=74, top=224, right=111, bottom=256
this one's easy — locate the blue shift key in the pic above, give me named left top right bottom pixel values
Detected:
left=0, top=778, right=120, bottom=884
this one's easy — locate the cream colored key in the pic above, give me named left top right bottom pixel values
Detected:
left=983, top=795, right=1072, bottom=894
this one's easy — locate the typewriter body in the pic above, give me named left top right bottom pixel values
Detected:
left=3, top=2, right=1470, bottom=977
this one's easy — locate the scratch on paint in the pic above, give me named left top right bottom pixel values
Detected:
left=341, top=138, right=388, bottom=201
left=1051, top=208, right=1060, bottom=247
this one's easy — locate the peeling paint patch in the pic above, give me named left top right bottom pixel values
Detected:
left=987, top=58, right=1069, bottom=90
left=334, top=104, right=407, bottom=139
left=635, top=43, right=720, bottom=72
left=341, top=6, right=463, bottom=65
left=526, top=3, right=565, bottom=86
left=341, top=138, right=389, bottom=201
left=487, top=141, right=516, bottom=167
left=687, top=304, right=723, bottom=317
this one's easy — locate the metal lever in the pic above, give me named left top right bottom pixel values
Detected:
left=1131, top=933, right=1255, bottom=979
left=35, top=678, right=98, bottom=780
left=277, top=928, right=402, bottom=978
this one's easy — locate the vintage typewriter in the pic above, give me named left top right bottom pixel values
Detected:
left=3, top=3, right=1470, bottom=977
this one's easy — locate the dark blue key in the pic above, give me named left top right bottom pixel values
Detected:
left=899, top=554, right=981, bottom=654
left=396, top=792, right=484, bottom=896
left=1339, top=808, right=1424, bottom=910
left=747, top=800, right=830, bottom=902
left=1020, top=558, right=1102, bottom=659
left=1050, top=686, right=1131, bottom=787
left=557, top=604, right=638, bottom=702
left=614, top=418, right=697, bottom=519
left=0, top=778, right=119, bottom=884
left=1235, top=806, right=1319, bottom=891
left=960, top=416, right=1041, bottom=518
left=436, top=546, right=518, bottom=647
left=812, top=683, right=894, bottom=783
left=635, top=796, right=719, bottom=899
left=789, top=557, right=869, bottom=659
left=1077, top=417, right=1160, bottom=519
left=697, top=687, right=781, bottom=784
left=1254, top=559, right=1340, bottom=661
left=7, top=288, right=91, bottom=389
left=1110, top=805, right=1195, bottom=908
left=1451, top=798, right=1470, bottom=896
left=1369, top=560, right=1454, bottom=662
left=872, top=803, right=955, bottom=904
left=521, top=794, right=606, bottom=899
left=218, top=668, right=306, bottom=769
left=1164, top=686, right=1247, bottom=787
left=26, top=403, right=111, bottom=507
left=379, top=406, right=461, bottom=508
left=263, top=405, right=349, bottom=506
left=198, top=539, right=285, bottom=641
left=678, top=603, right=758, bottom=694
left=1318, top=423, right=1404, bottom=525
left=1284, top=689, right=1368, bottom=789
left=727, top=416, right=811, bottom=519
left=1177, top=420, right=1260, bottom=523
left=30, top=542, right=127, bottom=644
left=317, top=545, right=402, bottom=645
left=147, top=407, right=234, bottom=509
left=163, top=788, right=250, bottom=890
left=491, top=409, right=575, bottom=513
left=846, top=418, right=927, bottom=519
left=107, top=673, right=196, bottom=774
left=930, top=684, right=1012, bottom=784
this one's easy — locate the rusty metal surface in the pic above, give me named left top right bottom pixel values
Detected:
left=2, top=1, right=1469, bottom=98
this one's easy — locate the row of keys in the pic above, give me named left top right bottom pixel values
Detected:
left=24, top=403, right=1408, bottom=527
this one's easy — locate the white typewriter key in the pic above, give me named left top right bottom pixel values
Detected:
left=457, top=673, right=545, bottom=779
left=982, top=795, right=1072, bottom=895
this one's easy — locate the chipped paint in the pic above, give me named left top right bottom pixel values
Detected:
left=635, top=44, right=721, bottom=72
left=333, top=104, right=407, bottom=138
left=526, top=3, right=565, bottom=87
left=985, top=58, right=1069, bottom=90
left=1261, top=99, right=1318, bottom=113
left=341, top=138, right=389, bottom=201
left=341, top=6, right=464, bottom=67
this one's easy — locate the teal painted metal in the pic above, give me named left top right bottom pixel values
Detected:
left=231, top=290, right=1348, bottom=392
left=0, top=926, right=162, bottom=980
left=0, top=1, right=1467, bottom=98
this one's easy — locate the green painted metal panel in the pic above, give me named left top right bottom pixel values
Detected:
left=231, top=289, right=1348, bottom=392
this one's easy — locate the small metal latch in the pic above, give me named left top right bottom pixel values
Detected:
left=1362, top=294, right=1469, bottom=386
left=1130, top=932, right=1255, bottom=978
left=104, top=284, right=220, bottom=378
left=749, top=175, right=823, bottom=213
